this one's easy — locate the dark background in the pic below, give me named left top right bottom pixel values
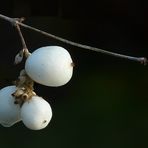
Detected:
left=0, top=0, right=148, bottom=148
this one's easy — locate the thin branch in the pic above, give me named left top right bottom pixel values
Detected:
left=10, top=18, right=30, bottom=64
left=0, top=14, right=147, bottom=65
left=15, top=22, right=27, bottom=50
left=15, top=20, right=30, bottom=55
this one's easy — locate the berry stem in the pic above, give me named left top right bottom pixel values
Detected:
left=15, top=20, right=30, bottom=58
left=0, top=14, right=147, bottom=65
left=15, top=23, right=27, bottom=50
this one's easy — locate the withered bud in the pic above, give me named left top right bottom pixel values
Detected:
left=12, top=88, right=25, bottom=98
left=21, top=93, right=29, bottom=101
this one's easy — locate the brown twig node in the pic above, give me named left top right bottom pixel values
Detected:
left=14, top=17, right=25, bottom=23
left=140, top=57, right=148, bottom=65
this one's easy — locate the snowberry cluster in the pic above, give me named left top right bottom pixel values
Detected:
left=0, top=46, right=74, bottom=130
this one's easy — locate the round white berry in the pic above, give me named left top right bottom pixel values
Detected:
left=0, top=86, right=21, bottom=127
left=25, top=46, right=73, bottom=87
left=21, top=96, right=52, bottom=130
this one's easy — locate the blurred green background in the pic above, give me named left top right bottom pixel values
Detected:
left=0, top=1, right=148, bottom=148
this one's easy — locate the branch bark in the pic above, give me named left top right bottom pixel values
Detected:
left=0, top=14, right=147, bottom=65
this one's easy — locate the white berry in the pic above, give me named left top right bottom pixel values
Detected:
left=21, top=96, right=52, bottom=130
left=25, top=46, right=73, bottom=87
left=0, top=86, right=21, bottom=127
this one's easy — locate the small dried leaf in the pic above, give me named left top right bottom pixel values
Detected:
left=14, top=52, right=23, bottom=64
